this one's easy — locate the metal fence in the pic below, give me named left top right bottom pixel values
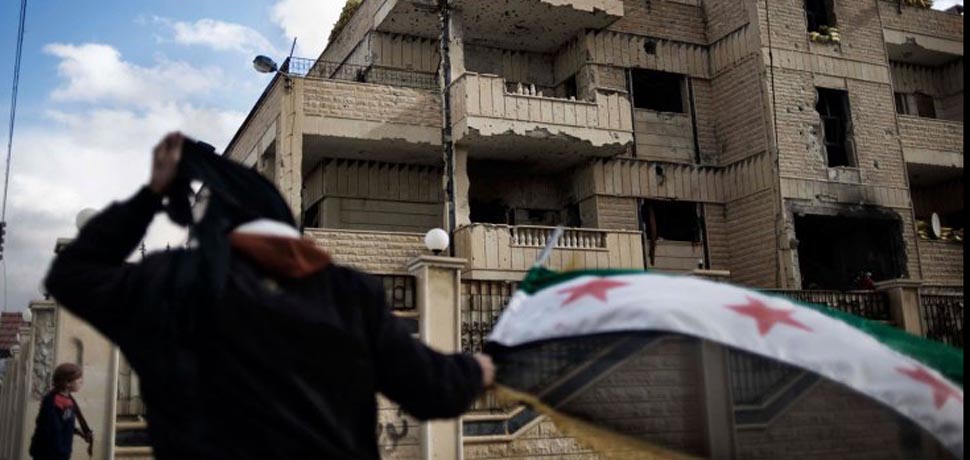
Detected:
left=767, top=289, right=891, bottom=321
left=460, top=280, right=517, bottom=353
left=921, top=293, right=964, bottom=348
left=379, top=274, right=417, bottom=312
left=728, top=348, right=803, bottom=406
left=284, top=57, right=439, bottom=91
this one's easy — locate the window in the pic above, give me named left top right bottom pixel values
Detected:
left=805, top=0, right=836, bottom=32
left=914, top=93, right=937, bottom=118
left=893, top=92, right=937, bottom=118
left=562, top=75, right=578, bottom=100
left=641, top=200, right=700, bottom=242
left=894, top=92, right=910, bottom=115
left=632, top=69, right=685, bottom=113
left=816, top=88, right=853, bottom=167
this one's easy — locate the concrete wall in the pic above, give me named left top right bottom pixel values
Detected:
left=305, top=228, right=426, bottom=274
left=305, top=159, right=443, bottom=233
left=735, top=379, right=929, bottom=460
left=898, top=116, right=964, bottom=154
left=918, top=240, right=964, bottom=285
left=634, top=110, right=695, bottom=163
left=225, top=80, right=281, bottom=167
left=608, top=0, right=707, bottom=45
left=303, top=79, right=441, bottom=128
left=878, top=1, right=964, bottom=42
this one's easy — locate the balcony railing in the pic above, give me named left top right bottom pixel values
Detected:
left=284, top=57, right=438, bottom=91
left=454, top=224, right=644, bottom=275
left=921, top=293, right=964, bottom=348
left=766, top=290, right=891, bottom=322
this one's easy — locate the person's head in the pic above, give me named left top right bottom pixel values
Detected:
left=52, top=363, right=83, bottom=393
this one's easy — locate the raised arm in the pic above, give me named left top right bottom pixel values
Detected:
left=44, top=133, right=183, bottom=341
left=359, top=272, right=494, bottom=420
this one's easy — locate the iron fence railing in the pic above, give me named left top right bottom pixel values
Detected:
left=728, top=348, right=802, bottom=406
left=461, top=280, right=518, bottom=412
left=284, top=57, right=438, bottom=91
left=767, top=289, right=891, bottom=321
left=379, top=274, right=417, bottom=312
left=921, top=293, right=964, bottom=348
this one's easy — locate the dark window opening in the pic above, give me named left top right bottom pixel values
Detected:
left=562, top=75, right=578, bottom=100
left=302, top=202, right=320, bottom=228
left=805, top=0, right=836, bottom=32
left=894, top=92, right=909, bottom=115
left=470, top=199, right=511, bottom=225
left=914, top=93, right=937, bottom=118
left=641, top=200, right=700, bottom=242
left=643, top=40, right=658, bottom=55
left=632, top=69, right=685, bottom=113
left=794, top=214, right=906, bottom=290
left=816, top=88, right=853, bottom=167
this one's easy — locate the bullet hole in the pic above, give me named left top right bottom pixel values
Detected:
left=873, top=160, right=880, bottom=169
left=644, top=40, right=658, bottom=55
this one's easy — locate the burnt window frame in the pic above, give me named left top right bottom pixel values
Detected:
left=816, top=87, right=855, bottom=168
left=895, top=92, right=938, bottom=118
left=631, top=69, right=687, bottom=113
left=805, top=0, right=837, bottom=32
left=641, top=199, right=702, bottom=243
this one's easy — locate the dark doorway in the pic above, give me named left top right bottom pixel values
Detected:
left=794, top=213, right=907, bottom=290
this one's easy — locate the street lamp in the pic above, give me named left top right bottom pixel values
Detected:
left=252, top=55, right=279, bottom=74
left=424, top=228, right=449, bottom=255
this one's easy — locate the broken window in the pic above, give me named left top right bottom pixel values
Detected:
left=805, top=0, right=836, bottom=32
left=794, top=213, right=906, bottom=290
left=632, top=69, right=685, bottom=113
left=816, top=88, right=853, bottom=167
left=641, top=200, right=700, bottom=264
left=895, top=92, right=938, bottom=118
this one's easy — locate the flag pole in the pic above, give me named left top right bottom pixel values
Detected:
left=533, top=226, right=565, bottom=268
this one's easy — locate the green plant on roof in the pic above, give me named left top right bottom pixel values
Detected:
left=329, top=0, right=364, bottom=44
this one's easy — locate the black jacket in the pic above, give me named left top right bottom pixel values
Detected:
left=44, top=188, right=484, bottom=459
left=29, top=392, right=76, bottom=460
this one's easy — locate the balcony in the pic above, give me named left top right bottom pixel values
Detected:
left=291, top=59, right=443, bottom=169
left=450, top=73, right=633, bottom=167
left=880, top=1, right=964, bottom=53
left=375, top=0, right=623, bottom=52
left=453, top=224, right=643, bottom=278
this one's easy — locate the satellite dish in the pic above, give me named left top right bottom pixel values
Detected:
left=930, top=213, right=942, bottom=239
left=76, top=208, right=98, bottom=230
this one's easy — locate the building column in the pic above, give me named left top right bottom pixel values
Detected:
left=453, top=145, right=471, bottom=228
left=408, top=255, right=468, bottom=460
left=447, top=10, right=466, bottom=79
left=277, top=76, right=305, bottom=222
left=875, top=279, right=925, bottom=335
left=700, top=341, right=735, bottom=460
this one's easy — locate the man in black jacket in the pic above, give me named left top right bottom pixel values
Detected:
left=45, top=132, right=493, bottom=459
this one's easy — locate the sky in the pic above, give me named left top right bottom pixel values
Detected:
left=0, top=1, right=963, bottom=313
left=0, top=0, right=344, bottom=312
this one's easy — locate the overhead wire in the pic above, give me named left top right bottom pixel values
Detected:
left=2, top=0, right=29, bottom=312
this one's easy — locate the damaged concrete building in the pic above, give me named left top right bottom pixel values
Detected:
left=219, top=0, right=963, bottom=458
left=0, top=1, right=962, bottom=459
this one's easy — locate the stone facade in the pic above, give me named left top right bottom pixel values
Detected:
left=222, top=1, right=966, bottom=459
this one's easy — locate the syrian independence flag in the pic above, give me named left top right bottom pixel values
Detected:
left=485, top=268, right=964, bottom=460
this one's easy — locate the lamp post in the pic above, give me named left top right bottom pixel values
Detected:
left=424, top=228, right=450, bottom=255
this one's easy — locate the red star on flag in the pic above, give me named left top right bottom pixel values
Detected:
left=557, top=278, right=629, bottom=306
left=727, top=296, right=812, bottom=336
left=897, top=366, right=963, bottom=409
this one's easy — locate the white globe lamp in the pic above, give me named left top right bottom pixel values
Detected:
left=424, top=228, right=450, bottom=255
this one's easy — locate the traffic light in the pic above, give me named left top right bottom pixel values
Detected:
left=0, top=221, right=5, bottom=261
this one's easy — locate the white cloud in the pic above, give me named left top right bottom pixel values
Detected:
left=2, top=43, right=247, bottom=312
left=156, top=17, right=280, bottom=56
left=933, top=0, right=964, bottom=9
left=271, top=0, right=344, bottom=59
left=44, top=43, right=222, bottom=107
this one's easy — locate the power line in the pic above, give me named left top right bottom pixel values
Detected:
left=3, top=0, right=27, bottom=221
left=2, top=0, right=28, bottom=312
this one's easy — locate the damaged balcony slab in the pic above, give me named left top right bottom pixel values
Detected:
left=376, top=0, right=623, bottom=52
left=450, top=73, right=633, bottom=167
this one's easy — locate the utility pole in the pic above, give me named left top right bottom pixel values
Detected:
left=438, top=0, right=456, bottom=256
